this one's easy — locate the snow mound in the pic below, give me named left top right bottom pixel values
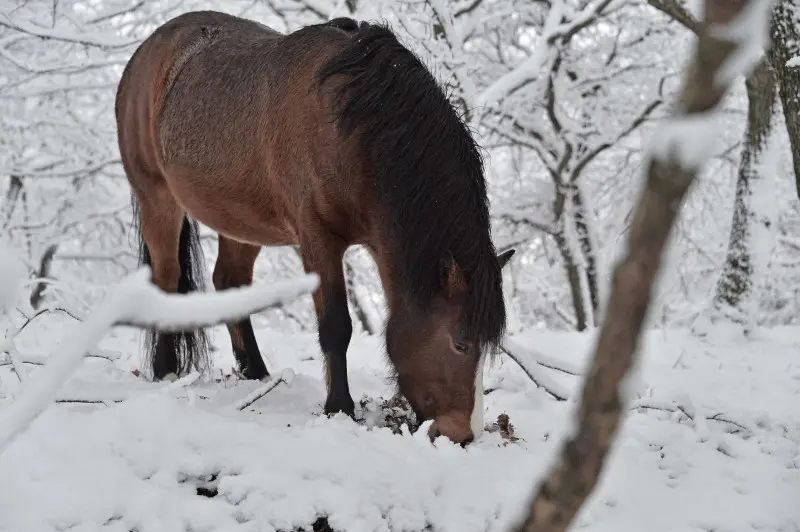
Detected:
left=1, top=326, right=798, bottom=531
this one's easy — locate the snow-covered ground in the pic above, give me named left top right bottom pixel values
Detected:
left=1, top=320, right=798, bottom=532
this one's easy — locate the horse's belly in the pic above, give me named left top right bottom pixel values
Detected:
left=205, top=214, right=298, bottom=247
left=164, top=169, right=299, bottom=247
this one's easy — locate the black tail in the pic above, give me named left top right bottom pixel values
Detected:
left=131, top=193, right=210, bottom=378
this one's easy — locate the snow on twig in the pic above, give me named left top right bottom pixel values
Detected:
left=632, top=397, right=754, bottom=435
left=113, top=273, right=318, bottom=332
left=500, top=342, right=572, bottom=401
left=0, top=268, right=318, bottom=455
left=504, top=337, right=582, bottom=376
left=235, top=369, right=296, bottom=411
left=474, top=0, right=619, bottom=107
left=0, top=349, right=120, bottom=368
left=0, top=13, right=139, bottom=49
left=159, top=372, right=202, bottom=394
left=710, top=0, right=773, bottom=87
left=6, top=344, right=29, bottom=383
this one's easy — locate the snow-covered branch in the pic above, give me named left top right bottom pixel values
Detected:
left=500, top=344, right=571, bottom=402
left=0, top=267, right=318, bottom=454
left=0, top=13, right=138, bottom=49
left=235, top=369, right=296, bottom=410
left=474, top=0, right=620, bottom=108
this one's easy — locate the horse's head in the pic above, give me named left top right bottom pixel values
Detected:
left=386, top=248, right=515, bottom=446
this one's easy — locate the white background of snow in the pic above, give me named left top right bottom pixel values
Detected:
left=1, top=319, right=798, bottom=532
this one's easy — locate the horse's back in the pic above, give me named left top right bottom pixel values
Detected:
left=115, top=11, right=282, bottom=174
left=116, top=11, right=364, bottom=246
left=152, top=14, right=351, bottom=179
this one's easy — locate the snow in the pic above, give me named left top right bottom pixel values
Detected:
left=0, top=243, right=26, bottom=312
left=788, top=56, right=800, bottom=68
left=649, top=111, right=726, bottom=170
left=1, top=323, right=798, bottom=531
left=473, top=1, right=562, bottom=107
left=711, top=0, right=774, bottom=86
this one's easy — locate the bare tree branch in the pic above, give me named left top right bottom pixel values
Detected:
left=0, top=269, right=318, bottom=454
left=235, top=369, right=295, bottom=410
left=29, top=243, right=58, bottom=309
left=647, top=0, right=701, bottom=33
left=500, top=345, right=571, bottom=401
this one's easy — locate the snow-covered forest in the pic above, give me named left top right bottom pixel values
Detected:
left=0, top=0, right=799, bottom=530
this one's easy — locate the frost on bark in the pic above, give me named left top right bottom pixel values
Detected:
left=648, top=0, right=789, bottom=321
left=768, top=0, right=800, bottom=196
left=511, top=0, right=758, bottom=530
left=713, top=59, right=779, bottom=316
left=553, top=182, right=599, bottom=331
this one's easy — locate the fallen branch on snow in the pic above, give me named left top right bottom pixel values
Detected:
left=0, top=349, right=121, bottom=367
left=235, top=369, right=295, bottom=411
left=632, top=397, right=753, bottom=435
left=503, top=337, right=582, bottom=376
left=499, top=345, right=571, bottom=402
left=0, top=267, right=318, bottom=455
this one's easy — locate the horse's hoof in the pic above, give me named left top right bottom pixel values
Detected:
left=162, top=372, right=179, bottom=383
left=236, top=364, right=269, bottom=382
left=324, top=397, right=356, bottom=419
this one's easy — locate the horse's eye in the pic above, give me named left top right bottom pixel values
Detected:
left=454, top=341, right=470, bottom=354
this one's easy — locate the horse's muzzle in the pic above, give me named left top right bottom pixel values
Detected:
left=428, top=413, right=475, bottom=446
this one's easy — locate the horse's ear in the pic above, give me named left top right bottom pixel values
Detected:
left=441, top=252, right=467, bottom=298
left=498, top=249, right=515, bottom=269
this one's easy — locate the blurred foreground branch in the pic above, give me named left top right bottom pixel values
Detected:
left=511, top=0, right=769, bottom=531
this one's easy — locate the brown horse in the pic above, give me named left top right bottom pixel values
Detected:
left=115, top=11, right=514, bottom=444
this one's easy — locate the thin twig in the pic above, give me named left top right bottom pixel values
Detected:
left=235, top=369, right=295, bottom=411
left=504, top=337, right=583, bottom=376
left=632, top=399, right=753, bottom=434
left=7, top=344, right=29, bottom=383
left=500, top=345, right=570, bottom=401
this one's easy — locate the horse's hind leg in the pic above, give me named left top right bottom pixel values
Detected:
left=212, top=236, right=269, bottom=380
left=131, top=174, right=209, bottom=380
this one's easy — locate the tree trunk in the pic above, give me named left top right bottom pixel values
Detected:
left=553, top=229, right=590, bottom=331
left=553, top=183, right=598, bottom=331
left=713, top=59, right=778, bottom=316
left=768, top=0, right=800, bottom=197
left=1, top=176, right=23, bottom=231
left=30, top=243, right=58, bottom=310
left=570, top=183, right=600, bottom=315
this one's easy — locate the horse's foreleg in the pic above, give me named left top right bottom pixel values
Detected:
left=212, top=236, right=269, bottom=380
left=298, top=218, right=354, bottom=417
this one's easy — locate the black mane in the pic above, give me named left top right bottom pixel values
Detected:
left=316, top=22, right=506, bottom=350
